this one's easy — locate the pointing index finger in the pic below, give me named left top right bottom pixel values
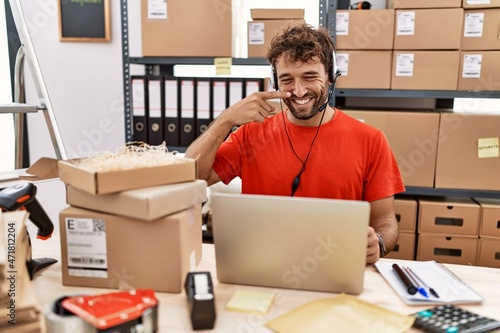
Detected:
left=261, top=91, right=291, bottom=101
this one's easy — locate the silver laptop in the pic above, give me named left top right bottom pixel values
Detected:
left=210, top=193, right=370, bottom=295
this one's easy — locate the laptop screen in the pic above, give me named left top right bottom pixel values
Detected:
left=210, top=193, right=370, bottom=294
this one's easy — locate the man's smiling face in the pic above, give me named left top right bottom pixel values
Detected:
left=276, top=56, right=330, bottom=121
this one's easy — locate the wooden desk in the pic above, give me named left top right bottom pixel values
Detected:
left=32, top=230, right=500, bottom=332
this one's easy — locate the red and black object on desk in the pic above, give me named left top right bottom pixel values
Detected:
left=0, top=181, right=57, bottom=279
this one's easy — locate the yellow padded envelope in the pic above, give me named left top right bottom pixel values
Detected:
left=266, top=294, right=414, bottom=333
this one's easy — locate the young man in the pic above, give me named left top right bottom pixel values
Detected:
left=185, top=23, right=405, bottom=264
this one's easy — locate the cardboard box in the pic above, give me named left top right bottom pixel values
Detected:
left=393, top=8, right=463, bottom=50
left=478, top=237, right=500, bottom=268
left=384, top=232, right=416, bottom=260
left=474, top=198, right=500, bottom=238
left=344, top=110, right=440, bottom=187
left=58, top=158, right=197, bottom=195
left=66, top=180, right=207, bottom=221
left=248, top=19, right=304, bottom=58
left=250, top=8, right=304, bottom=19
left=335, top=51, right=393, bottom=89
left=461, top=9, right=500, bottom=50
left=458, top=51, right=500, bottom=91
left=335, top=10, right=395, bottom=50
left=141, top=0, right=232, bottom=57
left=391, top=51, right=459, bottom=90
left=395, top=197, right=418, bottom=232
left=417, top=234, right=478, bottom=265
left=463, top=0, right=500, bottom=8
left=59, top=205, right=202, bottom=293
left=247, top=8, right=305, bottom=58
left=435, top=113, right=500, bottom=191
left=389, top=0, right=462, bottom=8
left=418, top=197, right=480, bottom=236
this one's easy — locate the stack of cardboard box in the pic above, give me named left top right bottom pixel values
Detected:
left=385, top=197, right=418, bottom=260
left=335, top=9, right=395, bottom=89
left=459, top=0, right=500, bottom=91
left=474, top=198, right=500, bottom=268
left=416, top=196, right=481, bottom=265
left=390, top=0, right=463, bottom=90
left=57, top=157, right=207, bottom=293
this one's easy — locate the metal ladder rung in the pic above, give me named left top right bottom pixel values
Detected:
left=0, top=103, right=39, bottom=114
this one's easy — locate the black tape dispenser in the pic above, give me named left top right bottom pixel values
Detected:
left=184, top=271, right=216, bottom=330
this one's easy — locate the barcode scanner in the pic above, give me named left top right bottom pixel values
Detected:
left=0, top=182, right=57, bottom=279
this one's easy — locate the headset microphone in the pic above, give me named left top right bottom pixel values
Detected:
left=318, top=69, right=341, bottom=112
left=318, top=86, right=333, bottom=112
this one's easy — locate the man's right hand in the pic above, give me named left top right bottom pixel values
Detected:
left=219, top=91, right=291, bottom=126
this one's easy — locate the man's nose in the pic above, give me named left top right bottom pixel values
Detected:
left=292, top=80, right=307, bottom=97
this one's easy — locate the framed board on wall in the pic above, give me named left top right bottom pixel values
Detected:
left=58, top=0, right=111, bottom=42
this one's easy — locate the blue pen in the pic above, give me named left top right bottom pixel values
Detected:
left=407, top=267, right=440, bottom=298
left=404, top=267, right=429, bottom=298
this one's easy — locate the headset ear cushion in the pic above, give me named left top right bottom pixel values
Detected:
left=270, top=66, right=278, bottom=91
left=331, top=50, right=339, bottom=83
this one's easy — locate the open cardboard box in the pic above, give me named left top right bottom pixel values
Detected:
left=18, top=157, right=60, bottom=181
left=58, top=158, right=197, bottom=195
left=17, top=156, right=198, bottom=195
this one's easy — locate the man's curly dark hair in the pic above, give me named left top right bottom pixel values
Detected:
left=266, top=23, right=335, bottom=81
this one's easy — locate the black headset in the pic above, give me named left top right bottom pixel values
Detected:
left=269, top=50, right=341, bottom=91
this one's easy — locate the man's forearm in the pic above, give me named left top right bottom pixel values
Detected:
left=185, top=114, right=234, bottom=181
left=377, top=219, right=399, bottom=253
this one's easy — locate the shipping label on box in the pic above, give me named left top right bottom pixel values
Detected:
left=65, top=217, right=108, bottom=278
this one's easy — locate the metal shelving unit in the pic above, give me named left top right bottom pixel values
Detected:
left=120, top=0, right=500, bottom=198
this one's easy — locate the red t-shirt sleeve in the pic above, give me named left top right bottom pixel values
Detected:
left=363, top=130, right=406, bottom=201
left=213, top=132, right=243, bottom=185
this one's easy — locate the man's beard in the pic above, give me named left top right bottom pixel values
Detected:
left=282, top=87, right=329, bottom=120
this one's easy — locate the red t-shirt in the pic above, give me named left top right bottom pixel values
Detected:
left=213, top=109, right=405, bottom=201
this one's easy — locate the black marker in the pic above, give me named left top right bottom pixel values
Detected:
left=392, top=263, right=418, bottom=295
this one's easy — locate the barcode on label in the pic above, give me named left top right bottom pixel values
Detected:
left=70, top=257, right=106, bottom=265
